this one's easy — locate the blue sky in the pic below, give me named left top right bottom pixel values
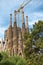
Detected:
left=0, top=0, right=43, bottom=40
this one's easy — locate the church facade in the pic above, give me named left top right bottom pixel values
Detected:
left=4, top=10, right=29, bottom=56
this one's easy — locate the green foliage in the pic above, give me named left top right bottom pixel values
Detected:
left=0, top=52, right=8, bottom=62
left=0, top=53, right=26, bottom=65
left=32, top=20, right=43, bottom=48
left=0, top=53, right=3, bottom=61
left=1, top=52, right=8, bottom=59
left=8, top=55, right=20, bottom=65
left=35, top=38, right=43, bottom=48
left=24, top=32, right=30, bottom=40
left=16, top=58, right=26, bottom=65
left=26, top=53, right=43, bottom=65
left=24, top=20, right=43, bottom=56
left=24, top=20, right=43, bottom=65
left=0, top=59, right=14, bottom=65
left=24, top=37, right=32, bottom=59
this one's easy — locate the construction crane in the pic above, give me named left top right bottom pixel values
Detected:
left=16, top=0, right=32, bottom=27
left=17, top=0, right=32, bottom=12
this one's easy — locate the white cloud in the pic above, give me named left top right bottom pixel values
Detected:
left=30, top=0, right=43, bottom=9
left=0, top=27, right=7, bottom=40
left=28, top=12, right=43, bottom=26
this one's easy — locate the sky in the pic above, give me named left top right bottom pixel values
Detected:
left=0, top=0, right=43, bottom=40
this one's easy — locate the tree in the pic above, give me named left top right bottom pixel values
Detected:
left=0, top=53, right=3, bottom=61
left=24, top=37, right=32, bottom=59
left=31, top=21, right=43, bottom=47
left=24, top=20, right=43, bottom=65
left=0, top=54, right=26, bottom=65
left=26, top=53, right=43, bottom=65
left=16, top=58, right=26, bottom=65
left=0, top=52, right=8, bottom=62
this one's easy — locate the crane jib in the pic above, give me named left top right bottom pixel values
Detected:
left=15, top=0, right=32, bottom=27
left=17, top=0, right=32, bottom=12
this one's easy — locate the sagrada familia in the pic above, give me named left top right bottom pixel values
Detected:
left=4, top=10, right=29, bottom=56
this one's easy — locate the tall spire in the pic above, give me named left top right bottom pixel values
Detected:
left=22, top=11, right=25, bottom=24
left=22, top=11, right=25, bottom=54
left=22, top=11, right=25, bottom=38
left=13, top=10, right=18, bottom=55
left=8, top=14, right=13, bottom=56
left=14, top=10, right=16, bottom=23
left=10, top=14, right=12, bottom=26
left=26, top=16, right=29, bottom=32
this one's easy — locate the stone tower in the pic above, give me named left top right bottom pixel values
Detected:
left=22, top=11, right=25, bottom=38
left=26, top=16, right=29, bottom=32
left=18, top=28, right=23, bottom=56
left=13, top=10, right=18, bottom=55
left=8, top=14, right=13, bottom=56
left=21, top=11, right=26, bottom=54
